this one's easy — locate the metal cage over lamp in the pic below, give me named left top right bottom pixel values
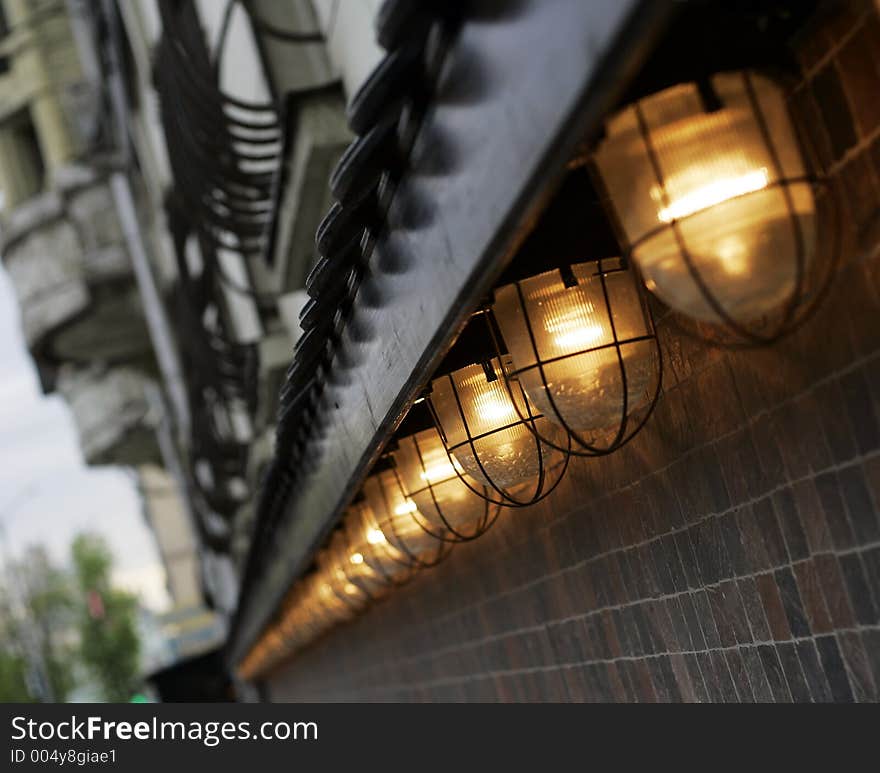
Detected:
left=428, top=356, right=570, bottom=506
left=316, top=539, right=373, bottom=613
left=344, top=499, right=415, bottom=587
left=391, top=426, right=502, bottom=541
left=324, top=527, right=392, bottom=602
left=593, top=70, right=837, bottom=344
left=491, top=257, right=662, bottom=456
left=362, top=472, right=451, bottom=568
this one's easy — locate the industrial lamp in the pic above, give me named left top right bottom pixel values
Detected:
left=325, top=527, right=391, bottom=601
left=362, top=472, right=451, bottom=568
left=492, top=257, right=661, bottom=455
left=392, top=426, right=501, bottom=541
left=593, top=70, right=833, bottom=343
left=428, top=355, right=569, bottom=506
left=345, top=499, right=414, bottom=586
left=316, top=542, right=372, bottom=612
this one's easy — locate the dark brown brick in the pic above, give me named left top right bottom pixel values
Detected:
left=755, top=498, right=789, bottom=566
left=811, top=62, right=859, bottom=161
left=840, top=368, right=880, bottom=454
left=793, top=479, right=834, bottom=554
left=738, top=576, right=773, bottom=641
left=793, top=559, right=834, bottom=634
left=839, top=464, right=880, bottom=544
left=796, top=639, right=833, bottom=702
left=775, top=567, right=812, bottom=638
left=840, top=153, right=880, bottom=235
left=815, top=471, right=857, bottom=549
left=736, top=506, right=772, bottom=572
left=684, top=654, right=710, bottom=702
left=741, top=646, right=774, bottom=702
left=814, top=381, right=859, bottom=465
left=629, top=659, right=658, bottom=703
left=758, top=645, right=793, bottom=702
left=837, top=15, right=880, bottom=137
left=838, top=554, right=878, bottom=625
left=669, top=653, right=697, bottom=702
left=777, top=642, right=813, bottom=702
left=816, top=635, right=856, bottom=702
left=755, top=574, right=793, bottom=641
left=815, top=554, right=858, bottom=629
left=837, top=631, right=879, bottom=702
left=724, top=649, right=755, bottom=703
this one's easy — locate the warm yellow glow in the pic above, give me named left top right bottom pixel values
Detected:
left=655, top=168, right=769, bottom=224
left=430, top=359, right=561, bottom=490
left=343, top=583, right=359, bottom=596
left=546, top=316, right=605, bottom=350
left=366, top=528, right=386, bottom=545
left=392, top=427, right=490, bottom=537
left=349, top=552, right=364, bottom=565
left=493, top=262, right=654, bottom=437
left=418, top=459, right=458, bottom=483
left=474, top=393, right=516, bottom=423
left=393, top=499, right=418, bottom=516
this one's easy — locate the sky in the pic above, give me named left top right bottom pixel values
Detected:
left=0, top=264, right=171, bottom=612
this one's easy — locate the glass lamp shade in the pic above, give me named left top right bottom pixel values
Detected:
left=316, top=544, right=371, bottom=611
left=362, top=473, right=446, bottom=566
left=429, top=357, right=563, bottom=492
left=325, top=528, right=390, bottom=598
left=493, top=259, right=656, bottom=448
left=392, top=427, right=498, bottom=538
left=593, top=71, right=815, bottom=326
left=346, top=500, right=413, bottom=583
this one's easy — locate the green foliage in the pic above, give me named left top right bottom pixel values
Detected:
left=0, top=533, right=143, bottom=702
left=0, top=646, right=33, bottom=702
left=71, top=534, right=141, bottom=702
left=0, top=546, right=76, bottom=702
left=21, top=546, right=77, bottom=701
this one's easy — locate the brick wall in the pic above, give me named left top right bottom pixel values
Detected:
left=265, top=2, right=880, bottom=702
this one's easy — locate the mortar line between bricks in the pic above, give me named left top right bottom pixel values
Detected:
left=293, top=623, right=880, bottom=700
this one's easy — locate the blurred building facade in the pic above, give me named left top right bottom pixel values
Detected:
left=0, top=0, right=209, bottom=626
left=0, top=0, right=383, bottom=640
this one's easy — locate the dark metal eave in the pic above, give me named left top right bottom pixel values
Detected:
left=229, top=0, right=674, bottom=668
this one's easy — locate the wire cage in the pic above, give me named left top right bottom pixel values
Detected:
left=491, top=257, right=662, bottom=456
left=315, top=541, right=373, bottom=614
left=361, top=472, right=452, bottom=569
left=592, top=69, right=839, bottom=346
left=391, top=426, right=502, bottom=542
left=323, top=527, right=393, bottom=604
left=427, top=355, right=570, bottom=507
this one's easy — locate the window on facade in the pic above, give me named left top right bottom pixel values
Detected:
left=0, top=4, right=9, bottom=75
left=0, top=109, right=46, bottom=208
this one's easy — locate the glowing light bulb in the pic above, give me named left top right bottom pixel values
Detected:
left=419, top=460, right=457, bottom=483
left=349, top=552, right=364, bottom=565
left=366, top=528, right=386, bottom=545
left=475, top=394, right=516, bottom=423
left=655, top=168, right=769, bottom=223
left=393, top=499, right=417, bottom=516
left=546, top=317, right=605, bottom=349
